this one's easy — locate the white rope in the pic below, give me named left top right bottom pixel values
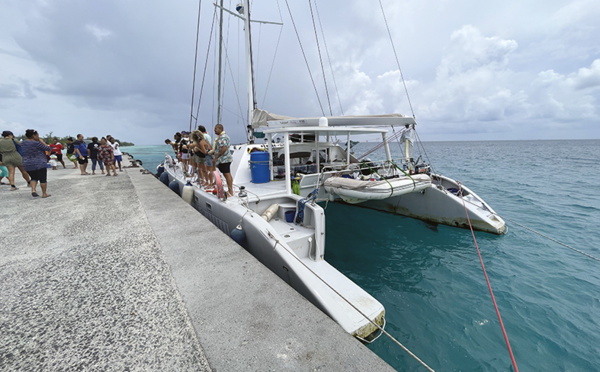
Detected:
left=501, top=216, right=600, bottom=263
left=265, top=231, right=435, bottom=371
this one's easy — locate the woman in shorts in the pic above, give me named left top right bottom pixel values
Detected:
left=0, top=130, right=31, bottom=190
left=21, top=129, right=51, bottom=198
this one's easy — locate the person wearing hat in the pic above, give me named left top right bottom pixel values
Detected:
left=0, top=130, right=32, bottom=190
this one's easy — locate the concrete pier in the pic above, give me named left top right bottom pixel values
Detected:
left=0, top=160, right=394, bottom=371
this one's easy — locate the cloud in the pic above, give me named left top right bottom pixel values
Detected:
left=1, top=1, right=599, bottom=144
left=437, top=25, right=518, bottom=78
left=0, top=80, right=35, bottom=99
left=85, top=24, right=113, bottom=41
left=569, top=59, right=600, bottom=90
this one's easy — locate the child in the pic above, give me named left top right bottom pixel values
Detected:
left=0, top=154, right=9, bottom=185
left=49, top=154, right=58, bottom=170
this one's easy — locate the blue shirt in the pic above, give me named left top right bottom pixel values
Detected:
left=21, top=140, right=51, bottom=171
left=74, top=140, right=88, bottom=156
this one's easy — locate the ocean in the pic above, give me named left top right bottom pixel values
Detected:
left=122, top=140, right=600, bottom=371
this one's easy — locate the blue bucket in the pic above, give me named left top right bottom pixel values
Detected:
left=250, top=151, right=270, bottom=183
left=285, top=210, right=296, bottom=223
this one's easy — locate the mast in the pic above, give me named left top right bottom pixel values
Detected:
left=216, top=0, right=224, bottom=125
left=243, top=0, right=256, bottom=143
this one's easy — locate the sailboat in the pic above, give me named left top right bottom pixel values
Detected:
left=160, top=0, right=505, bottom=342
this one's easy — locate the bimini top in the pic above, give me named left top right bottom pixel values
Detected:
left=262, top=126, right=389, bottom=137
left=252, top=109, right=416, bottom=129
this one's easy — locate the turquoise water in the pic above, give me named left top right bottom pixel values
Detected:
left=123, top=140, right=600, bottom=371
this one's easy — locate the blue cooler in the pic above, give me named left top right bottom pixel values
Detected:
left=250, top=151, right=270, bottom=183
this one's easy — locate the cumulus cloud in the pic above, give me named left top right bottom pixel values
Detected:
left=1, top=1, right=599, bottom=143
left=436, top=25, right=518, bottom=78
left=569, top=59, right=600, bottom=90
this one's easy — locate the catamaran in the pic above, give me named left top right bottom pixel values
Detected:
left=160, top=0, right=505, bottom=342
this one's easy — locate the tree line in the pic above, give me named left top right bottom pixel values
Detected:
left=12, top=131, right=135, bottom=147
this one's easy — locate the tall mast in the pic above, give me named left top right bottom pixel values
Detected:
left=216, top=0, right=224, bottom=125
left=243, top=0, right=256, bottom=143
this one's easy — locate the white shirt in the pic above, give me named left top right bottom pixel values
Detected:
left=111, top=141, right=122, bottom=156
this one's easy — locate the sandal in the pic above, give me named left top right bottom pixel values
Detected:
left=32, top=192, right=39, bottom=197
left=10, top=185, right=18, bottom=191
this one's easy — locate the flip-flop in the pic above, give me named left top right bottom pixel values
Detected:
left=32, top=192, right=39, bottom=197
left=42, top=194, right=51, bottom=198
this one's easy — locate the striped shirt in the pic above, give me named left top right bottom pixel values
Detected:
left=21, top=140, right=51, bottom=171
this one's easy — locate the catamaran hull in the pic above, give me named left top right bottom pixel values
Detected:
left=352, top=175, right=506, bottom=235
left=162, top=162, right=385, bottom=340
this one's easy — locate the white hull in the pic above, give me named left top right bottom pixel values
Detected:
left=297, top=168, right=505, bottom=235
left=162, top=156, right=385, bottom=340
left=358, top=175, right=506, bottom=234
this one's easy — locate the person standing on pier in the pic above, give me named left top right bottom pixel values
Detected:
left=109, top=137, right=123, bottom=172
left=65, top=137, right=78, bottom=169
left=0, top=130, right=31, bottom=190
left=98, top=137, right=117, bottom=176
left=21, top=129, right=51, bottom=198
left=213, top=124, right=234, bottom=197
left=73, top=134, right=89, bottom=175
left=87, top=137, right=104, bottom=175
left=49, top=138, right=66, bottom=169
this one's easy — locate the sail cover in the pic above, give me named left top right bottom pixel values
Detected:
left=252, top=109, right=416, bottom=129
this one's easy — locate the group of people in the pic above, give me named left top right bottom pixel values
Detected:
left=1, top=130, right=52, bottom=197
left=66, top=134, right=123, bottom=176
left=166, top=124, right=233, bottom=197
left=0, top=130, right=125, bottom=198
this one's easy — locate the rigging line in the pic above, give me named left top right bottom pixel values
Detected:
left=189, top=0, right=204, bottom=132
left=501, top=216, right=600, bottom=263
left=194, top=7, right=218, bottom=128
left=260, top=0, right=285, bottom=106
left=357, top=128, right=407, bottom=160
left=266, top=234, right=435, bottom=371
left=377, top=0, right=415, bottom=118
left=313, top=0, right=344, bottom=115
left=308, top=0, right=332, bottom=116
left=457, top=183, right=520, bottom=372
left=222, top=42, right=246, bottom=126
left=413, top=128, right=436, bottom=175
left=283, top=0, right=325, bottom=116
left=260, top=22, right=284, bottom=107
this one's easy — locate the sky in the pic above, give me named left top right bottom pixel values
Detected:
left=1, top=0, right=599, bottom=145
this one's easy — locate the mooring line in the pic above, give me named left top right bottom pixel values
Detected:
left=500, top=215, right=600, bottom=263
left=458, top=183, right=520, bottom=372
left=264, top=231, right=435, bottom=372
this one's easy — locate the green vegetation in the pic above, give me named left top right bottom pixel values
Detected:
left=13, top=131, right=134, bottom=146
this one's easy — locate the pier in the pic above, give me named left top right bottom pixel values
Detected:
left=0, top=159, right=394, bottom=371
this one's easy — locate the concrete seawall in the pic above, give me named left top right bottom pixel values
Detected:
left=0, top=160, right=394, bottom=371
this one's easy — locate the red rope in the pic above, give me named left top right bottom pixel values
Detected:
left=458, top=183, right=519, bottom=372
